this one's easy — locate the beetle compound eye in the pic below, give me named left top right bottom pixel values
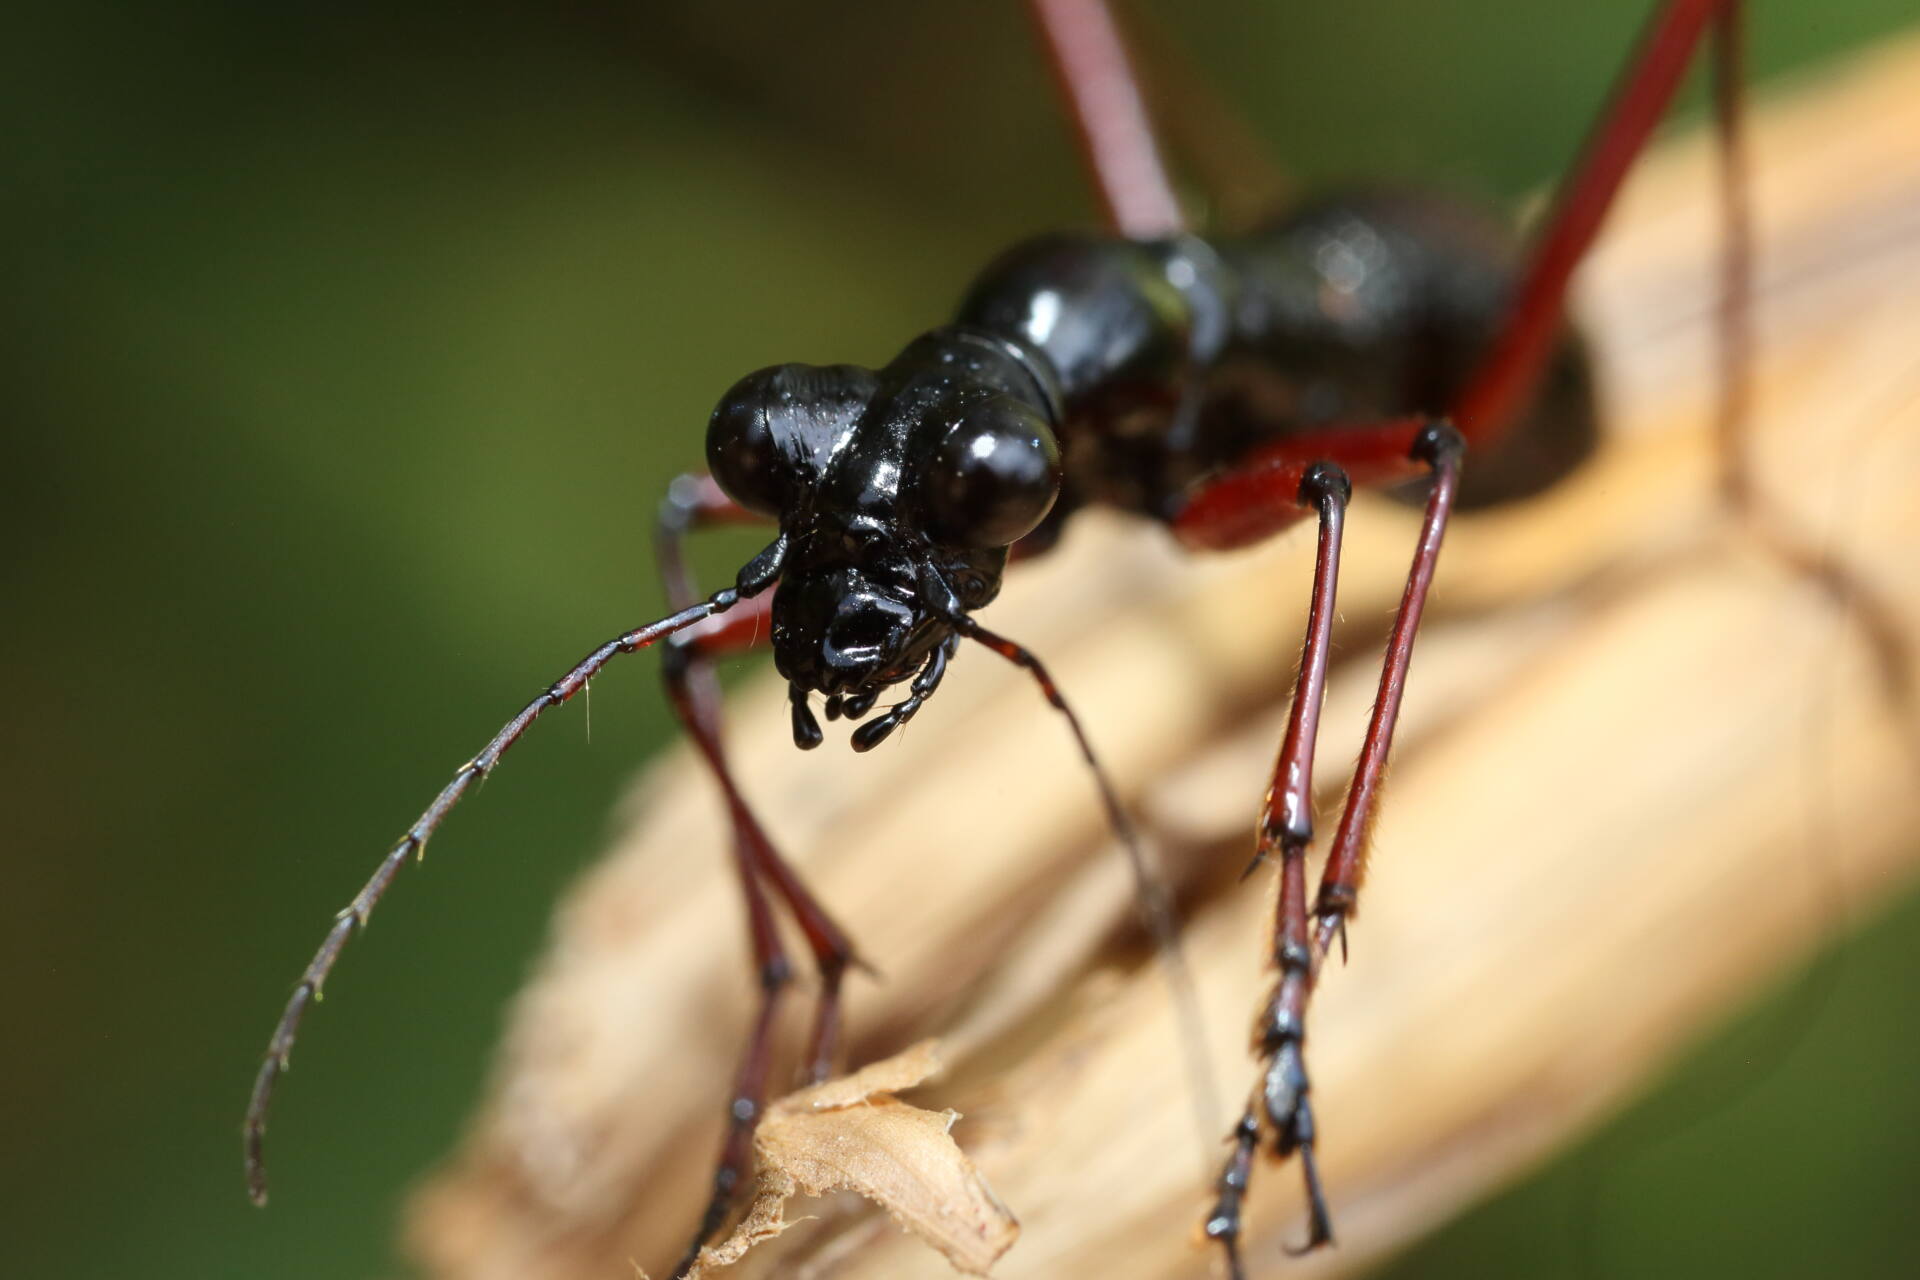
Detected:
left=706, top=366, right=798, bottom=518
left=706, top=363, right=879, bottom=518
left=923, top=399, right=1062, bottom=548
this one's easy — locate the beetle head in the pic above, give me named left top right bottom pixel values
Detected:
left=703, top=335, right=1061, bottom=742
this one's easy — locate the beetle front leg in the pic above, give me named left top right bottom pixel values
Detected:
left=1196, top=460, right=1348, bottom=1271
left=654, top=475, right=868, bottom=1273
left=1181, top=426, right=1461, bottom=1269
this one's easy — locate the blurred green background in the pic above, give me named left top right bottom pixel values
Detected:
left=6, top=2, right=1919, bottom=1277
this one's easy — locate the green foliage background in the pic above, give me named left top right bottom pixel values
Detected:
left=5, top=2, right=1917, bottom=1276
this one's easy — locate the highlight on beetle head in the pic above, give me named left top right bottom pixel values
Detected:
left=705, top=342, right=1062, bottom=748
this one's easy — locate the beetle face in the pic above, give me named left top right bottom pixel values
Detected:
left=704, top=334, right=1061, bottom=734
left=769, top=517, right=948, bottom=697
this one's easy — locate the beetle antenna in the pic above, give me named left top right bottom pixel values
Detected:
left=243, top=563, right=777, bottom=1208
left=951, top=613, right=1223, bottom=1177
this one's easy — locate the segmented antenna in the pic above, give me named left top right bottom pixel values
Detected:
left=243, top=569, right=774, bottom=1205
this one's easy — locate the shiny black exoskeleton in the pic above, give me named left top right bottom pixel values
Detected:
left=704, top=191, right=1596, bottom=747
